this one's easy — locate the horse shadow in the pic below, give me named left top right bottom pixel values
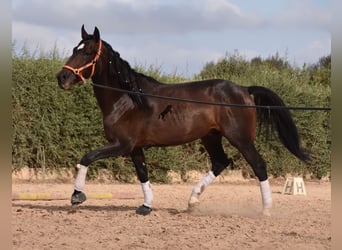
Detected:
left=12, top=202, right=186, bottom=215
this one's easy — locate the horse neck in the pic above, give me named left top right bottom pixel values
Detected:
left=91, top=69, right=124, bottom=116
left=91, top=44, right=158, bottom=114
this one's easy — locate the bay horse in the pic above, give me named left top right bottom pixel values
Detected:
left=57, top=25, right=309, bottom=216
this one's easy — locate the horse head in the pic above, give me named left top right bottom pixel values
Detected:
left=57, top=25, right=102, bottom=90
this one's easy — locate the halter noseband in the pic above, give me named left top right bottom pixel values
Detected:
left=63, top=40, right=103, bottom=83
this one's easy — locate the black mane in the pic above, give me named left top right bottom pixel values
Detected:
left=102, top=40, right=155, bottom=109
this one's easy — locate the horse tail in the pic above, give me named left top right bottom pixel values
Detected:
left=247, top=85, right=310, bottom=162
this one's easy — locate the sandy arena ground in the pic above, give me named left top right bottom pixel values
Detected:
left=12, top=179, right=331, bottom=249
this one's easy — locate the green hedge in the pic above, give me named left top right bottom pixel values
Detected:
left=12, top=49, right=331, bottom=181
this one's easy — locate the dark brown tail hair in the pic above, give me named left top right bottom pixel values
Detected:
left=248, top=85, right=310, bottom=162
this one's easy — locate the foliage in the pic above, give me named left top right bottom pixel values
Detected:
left=12, top=45, right=331, bottom=181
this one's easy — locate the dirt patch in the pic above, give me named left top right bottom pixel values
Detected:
left=12, top=180, right=331, bottom=249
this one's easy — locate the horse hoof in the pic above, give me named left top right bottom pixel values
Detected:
left=71, top=191, right=87, bottom=206
left=262, top=208, right=271, bottom=217
left=188, top=195, right=200, bottom=207
left=136, top=205, right=152, bottom=216
left=188, top=196, right=200, bottom=212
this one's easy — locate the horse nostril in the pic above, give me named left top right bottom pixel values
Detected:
left=57, top=73, right=65, bottom=83
left=57, top=73, right=66, bottom=88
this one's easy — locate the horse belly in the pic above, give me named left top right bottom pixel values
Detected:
left=141, top=108, right=215, bottom=146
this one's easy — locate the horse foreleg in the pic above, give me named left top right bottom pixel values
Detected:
left=131, top=148, right=153, bottom=216
left=71, top=141, right=132, bottom=206
left=71, top=164, right=88, bottom=205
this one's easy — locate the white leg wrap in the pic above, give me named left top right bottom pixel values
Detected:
left=141, top=181, right=153, bottom=208
left=189, top=171, right=216, bottom=206
left=260, top=179, right=272, bottom=209
left=189, top=171, right=216, bottom=205
left=191, top=171, right=216, bottom=198
left=74, top=164, right=88, bottom=192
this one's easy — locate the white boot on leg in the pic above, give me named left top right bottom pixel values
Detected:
left=188, top=171, right=216, bottom=207
left=136, top=181, right=153, bottom=216
left=75, top=164, right=88, bottom=192
left=141, top=181, right=153, bottom=208
left=260, top=179, right=272, bottom=216
left=71, top=164, right=88, bottom=206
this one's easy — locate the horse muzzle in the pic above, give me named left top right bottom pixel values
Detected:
left=56, top=69, right=78, bottom=90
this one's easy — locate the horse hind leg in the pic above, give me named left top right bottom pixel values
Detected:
left=188, top=133, right=233, bottom=209
left=232, top=141, right=272, bottom=216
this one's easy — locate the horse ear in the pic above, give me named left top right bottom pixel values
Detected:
left=81, top=24, right=89, bottom=40
left=93, top=26, right=100, bottom=42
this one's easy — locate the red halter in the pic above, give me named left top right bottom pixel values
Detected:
left=62, top=40, right=102, bottom=83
